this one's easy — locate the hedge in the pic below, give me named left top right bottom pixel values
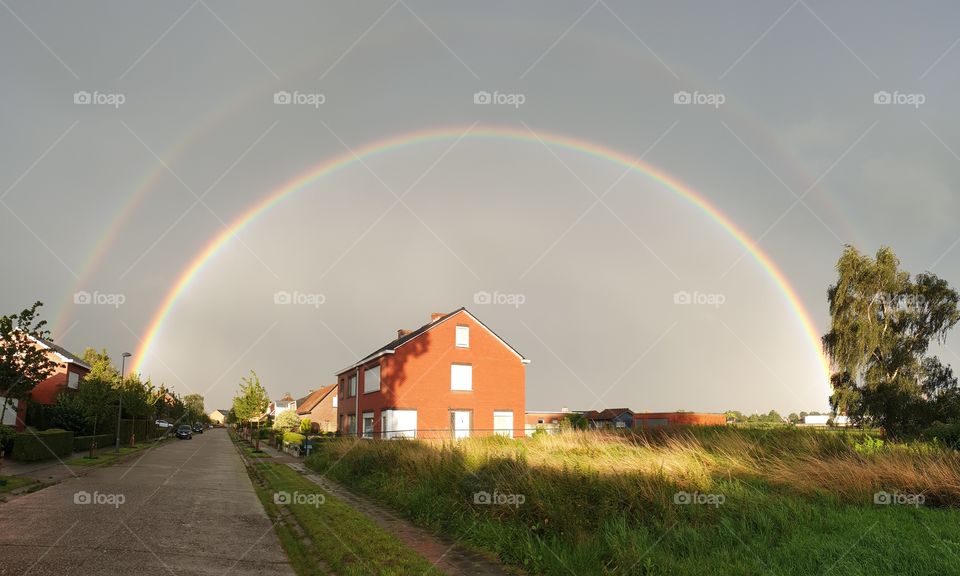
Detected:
left=283, top=432, right=305, bottom=444
left=74, top=434, right=114, bottom=452
left=11, top=429, right=75, bottom=462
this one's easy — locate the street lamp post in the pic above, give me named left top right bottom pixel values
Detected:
left=115, top=352, right=131, bottom=454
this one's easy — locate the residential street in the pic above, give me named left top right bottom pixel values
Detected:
left=0, top=429, right=294, bottom=576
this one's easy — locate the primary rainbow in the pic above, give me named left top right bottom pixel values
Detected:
left=132, top=125, right=831, bottom=380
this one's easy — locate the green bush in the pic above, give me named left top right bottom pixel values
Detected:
left=283, top=432, right=305, bottom=445
left=0, top=425, right=16, bottom=455
left=73, top=434, right=114, bottom=452
left=11, top=429, right=75, bottom=461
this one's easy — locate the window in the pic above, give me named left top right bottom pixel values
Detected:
left=494, top=411, right=514, bottom=438
left=348, top=374, right=357, bottom=397
left=382, top=409, right=417, bottom=439
left=364, top=365, right=380, bottom=393
left=455, top=325, right=469, bottom=348
left=347, top=414, right=357, bottom=436
left=332, top=395, right=338, bottom=408
left=451, top=364, right=472, bottom=391
left=362, top=412, right=374, bottom=439
left=67, top=372, right=80, bottom=389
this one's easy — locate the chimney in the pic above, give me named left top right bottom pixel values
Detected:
left=430, top=312, right=446, bottom=322
left=398, top=329, right=413, bottom=339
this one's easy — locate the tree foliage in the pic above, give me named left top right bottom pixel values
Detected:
left=0, top=302, right=58, bottom=424
left=823, top=246, right=960, bottom=435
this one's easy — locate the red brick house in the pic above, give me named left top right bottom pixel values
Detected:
left=3, top=336, right=91, bottom=431
left=296, top=384, right=338, bottom=433
left=336, top=308, right=528, bottom=439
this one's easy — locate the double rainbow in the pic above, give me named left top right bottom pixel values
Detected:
left=131, top=125, right=830, bottom=380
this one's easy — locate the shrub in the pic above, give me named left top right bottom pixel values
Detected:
left=0, top=425, right=16, bottom=455
left=11, top=429, right=74, bottom=461
left=283, top=432, right=305, bottom=445
left=73, top=433, right=114, bottom=452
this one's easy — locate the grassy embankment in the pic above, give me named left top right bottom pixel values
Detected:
left=232, top=431, right=444, bottom=576
left=305, top=427, right=960, bottom=575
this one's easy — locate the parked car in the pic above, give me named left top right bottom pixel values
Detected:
left=192, top=423, right=204, bottom=434
left=176, top=425, right=193, bottom=440
left=155, top=420, right=173, bottom=428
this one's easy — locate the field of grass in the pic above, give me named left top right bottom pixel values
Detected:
left=240, top=446, right=444, bottom=575
left=0, top=475, right=39, bottom=493
left=305, top=427, right=960, bottom=575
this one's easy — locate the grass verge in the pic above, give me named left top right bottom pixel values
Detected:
left=238, top=442, right=444, bottom=575
left=66, top=439, right=167, bottom=467
left=305, top=428, right=960, bottom=575
left=0, top=475, right=39, bottom=493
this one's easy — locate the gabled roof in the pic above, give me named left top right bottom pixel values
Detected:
left=583, top=408, right=634, bottom=421
left=28, top=334, right=91, bottom=370
left=336, top=307, right=528, bottom=375
left=276, top=393, right=295, bottom=403
left=296, top=384, right=337, bottom=415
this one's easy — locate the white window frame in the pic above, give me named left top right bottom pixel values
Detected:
left=455, top=325, right=469, bottom=348
left=364, top=365, right=380, bottom=394
left=382, top=409, right=417, bottom=439
left=67, top=371, right=80, bottom=389
left=450, top=364, right=472, bottom=391
left=362, top=412, right=375, bottom=439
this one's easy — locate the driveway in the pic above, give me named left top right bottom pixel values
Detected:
left=0, top=428, right=294, bottom=576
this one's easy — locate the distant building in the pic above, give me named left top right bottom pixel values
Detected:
left=524, top=409, right=574, bottom=435
left=582, top=408, right=635, bottom=429
left=267, top=394, right=297, bottom=419
left=296, top=384, right=338, bottom=433
left=635, top=412, right=727, bottom=428
left=208, top=409, right=230, bottom=426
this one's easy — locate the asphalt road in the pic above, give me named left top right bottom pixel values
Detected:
left=0, top=428, right=294, bottom=576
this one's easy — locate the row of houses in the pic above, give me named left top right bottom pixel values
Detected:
left=244, top=308, right=725, bottom=439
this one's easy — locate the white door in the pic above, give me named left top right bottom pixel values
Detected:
left=452, top=410, right=471, bottom=439
left=493, top=411, right=514, bottom=438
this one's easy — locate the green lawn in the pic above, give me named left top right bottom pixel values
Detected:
left=0, top=475, right=39, bottom=493
left=247, top=460, right=444, bottom=576
left=66, top=440, right=164, bottom=467
left=304, top=430, right=960, bottom=575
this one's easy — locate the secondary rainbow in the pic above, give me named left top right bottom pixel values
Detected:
left=132, top=125, right=831, bottom=380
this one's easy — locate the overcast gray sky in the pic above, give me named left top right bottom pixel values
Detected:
left=3, top=1, right=959, bottom=415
